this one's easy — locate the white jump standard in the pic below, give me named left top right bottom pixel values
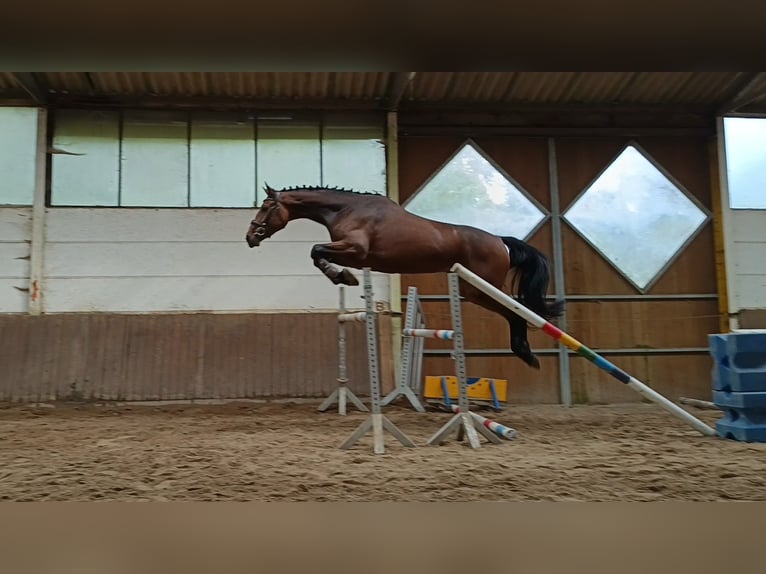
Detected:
left=381, top=286, right=427, bottom=412
left=339, top=268, right=416, bottom=454
left=318, top=286, right=368, bottom=416
left=450, top=263, right=717, bottom=437
left=424, top=273, right=503, bottom=449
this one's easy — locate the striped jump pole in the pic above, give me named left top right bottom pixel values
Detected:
left=450, top=263, right=716, bottom=437
left=402, top=328, right=454, bottom=340
left=450, top=405, right=518, bottom=440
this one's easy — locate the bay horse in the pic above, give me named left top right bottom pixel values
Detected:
left=245, top=185, right=564, bottom=369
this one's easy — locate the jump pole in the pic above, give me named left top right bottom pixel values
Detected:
left=339, top=268, right=416, bottom=454
left=425, top=273, right=502, bottom=448
left=318, top=286, right=368, bottom=416
left=449, top=405, right=518, bottom=440
left=450, top=263, right=716, bottom=437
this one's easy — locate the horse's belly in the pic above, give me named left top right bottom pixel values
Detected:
left=365, top=251, right=455, bottom=275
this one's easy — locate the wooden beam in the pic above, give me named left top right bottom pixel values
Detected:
left=11, top=72, right=48, bottom=104
left=399, top=126, right=713, bottom=138
left=500, top=72, right=521, bottom=101
left=386, top=111, right=402, bottom=385
left=385, top=72, right=417, bottom=111
left=83, top=72, right=97, bottom=94
left=612, top=72, right=644, bottom=102
left=397, top=100, right=716, bottom=116
left=708, top=135, right=730, bottom=334
left=49, top=93, right=387, bottom=111
left=717, top=72, right=766, bottom=115
left=44, top=84, right=722, bottom=117
left=28, top=109, right=48, bottom=315
left=715, top=116, right=739, bottom=331
left=559, top=72, right=585, bottom=101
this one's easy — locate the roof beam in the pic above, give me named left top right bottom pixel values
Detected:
left=48, top=92, right=388, bottom=111
left=612, top=72, right=644, bottom=102
left=559, top=72, right=585, bottom=101
left=385, top=72, right=417, bottom=110
left=11, top=72, right=48, bottom=104
left=45, top=91, right=718, bottom=118
left=718, top=72, right=766, bottom=115
left=83, top=72, right=98, bottom=94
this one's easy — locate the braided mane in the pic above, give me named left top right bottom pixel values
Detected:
left=273, top=185, right=383, bottom=197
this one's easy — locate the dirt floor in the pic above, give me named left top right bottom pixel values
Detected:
left=1, top=400, right=764, bottom=501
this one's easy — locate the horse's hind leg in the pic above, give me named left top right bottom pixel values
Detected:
left=507, top=315, right=539, bottom=369
left=460, top=283, right=540, bottom=369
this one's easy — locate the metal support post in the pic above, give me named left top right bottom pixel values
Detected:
left=340, top=269, right=416, bottom=453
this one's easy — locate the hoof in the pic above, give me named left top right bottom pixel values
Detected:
left=512, top=341, right=540, bottom=369
left=517, top=353, right=540, bottom=369
left=339, top=268, right=359, bottom=286
left=526, top=355, right=541, bottom=370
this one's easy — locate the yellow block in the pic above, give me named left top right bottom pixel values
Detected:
left=423, top=376, right=508, bottom=403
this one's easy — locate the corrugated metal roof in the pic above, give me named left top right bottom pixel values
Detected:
left=0, top=72, right=20, bottom=91
left=81, top=72, right=392, bottom=99
left=1, top=72, right=764, bottom=113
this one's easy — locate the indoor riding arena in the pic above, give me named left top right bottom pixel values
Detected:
left=2, top=72, right=766, bottom=502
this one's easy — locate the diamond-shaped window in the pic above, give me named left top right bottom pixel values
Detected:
left=403, top=141, right=547, bottom=239
left=563, top=144, right=709, bottom=292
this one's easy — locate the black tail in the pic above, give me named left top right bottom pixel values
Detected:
left=501, top=236, right=565, bottom=321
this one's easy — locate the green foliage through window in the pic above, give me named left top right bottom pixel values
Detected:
left=403, top=142, right=546, bottom=238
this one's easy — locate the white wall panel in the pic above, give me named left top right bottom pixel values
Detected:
left=44, top=241, right=324, bottom=277
left=0, top=208, right=32, bottom=241
left=45, top=208, right=331, bottom=242
left=0, top=244, right=31, bottom=278
left=42, top=208, right=388, bottom=312
left=44, top=274, right=389, bottom=313
left=737, top=275, right=766, bottom=310
left=0, top=207, right=31, bottom=312
left=730, top=212, right=766, bottom=311
left=733, top=242, right=766, bottom=275
left=724, top=210, right=766, bottom=315
left=729, top=211, right=766, bottom=243
left=0, top=279, right=28, bottom=312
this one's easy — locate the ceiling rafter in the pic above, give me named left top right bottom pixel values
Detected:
left=384, top=72, right=417, bottom=111
left=11, top=72, right=49, bottom=104
left=717, top=72, right=766, bottom=114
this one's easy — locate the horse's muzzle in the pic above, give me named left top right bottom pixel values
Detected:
left=246, top=234, right=261, bottom=248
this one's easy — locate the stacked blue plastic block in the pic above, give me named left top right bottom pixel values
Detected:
left=709, top=332, right=766, bottom=442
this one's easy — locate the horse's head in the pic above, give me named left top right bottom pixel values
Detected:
left=245, top=185, right=289, bottom=247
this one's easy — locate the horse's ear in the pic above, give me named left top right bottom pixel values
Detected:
left=264, top=183, right=275, bottom=199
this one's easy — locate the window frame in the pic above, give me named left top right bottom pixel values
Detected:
left=721, top=115, right=766, bottom=211
left=401, top=138, right=551, bottom=241
left=47, top=109, right=387, bottom=209
left=562, top=140, right=712, bottom=293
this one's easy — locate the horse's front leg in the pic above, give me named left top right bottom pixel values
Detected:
left=311, top=239, right=369, bottom=287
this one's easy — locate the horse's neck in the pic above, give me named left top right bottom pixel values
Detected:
left=281, top=192, right=347, bottom=226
